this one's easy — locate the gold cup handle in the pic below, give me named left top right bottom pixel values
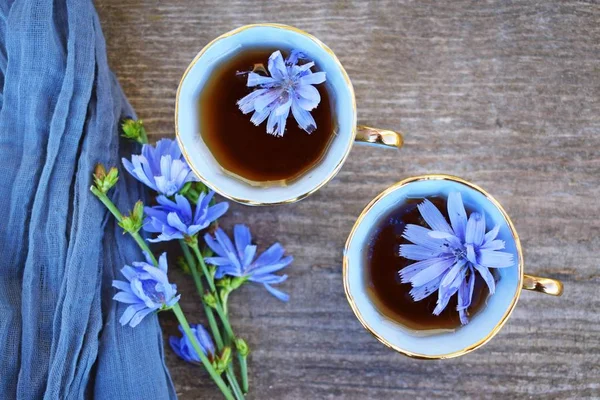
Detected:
left=355, top=125, right=404, bottom=148
left=523, top=274, right=564, bottom=296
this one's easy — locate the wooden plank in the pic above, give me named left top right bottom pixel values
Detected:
left=96, top=1, right=600, bottom=398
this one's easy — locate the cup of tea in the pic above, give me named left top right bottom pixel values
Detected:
left=175, top=23, right=402, bottom=206
left=343, top=174, right=563, bottom=359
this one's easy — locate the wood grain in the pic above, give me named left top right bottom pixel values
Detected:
left=96, top=1, right=600, bottom=398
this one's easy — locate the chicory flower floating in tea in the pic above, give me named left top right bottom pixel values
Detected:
left=204, top=225, right=293, bottom=301
left=112, top=252, right=180, bottom=327
left=122, top=138, right=198, bottom=196
left=144, top=192, right=229, bottom=242
left=237, top=50, right=326, bottom=136
left=170, top=324, right=216, bottom=363
left=399, top=192, right=514, bottom=325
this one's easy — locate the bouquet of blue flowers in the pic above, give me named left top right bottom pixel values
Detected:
left=91, top=119, right=293, bottom=399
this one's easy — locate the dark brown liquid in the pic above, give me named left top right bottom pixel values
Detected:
left=366, top=197, right=491, bottom=332
left=198, top=48, right=334, bottom=184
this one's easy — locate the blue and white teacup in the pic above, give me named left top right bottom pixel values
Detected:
left=343, top=174, right=563, bottom=359
left=175, top=24, right=402, bottom=206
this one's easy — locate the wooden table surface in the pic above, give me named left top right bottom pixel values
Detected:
left=97, top=1, right=600, bottom=399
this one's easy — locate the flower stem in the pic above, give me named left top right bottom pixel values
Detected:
left=179, top=240, right=224, bottom=350
left=92, top=186, right=234, bottom=398
left=225, top=368, right=245, bottom=400
left=90, top=186, right=157, bottom=265
left=239, top=354, right=248, bottom=394
left=180, top=241, right=244, bottom=398
left=190, top=243, right=249, bottom=393
left=172, top=304, right=235, bottom=400
left=191, top=244, right=218, bottom=293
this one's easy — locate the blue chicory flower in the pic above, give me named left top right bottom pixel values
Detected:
left=399, top=192, right=514, bottom=325
left=144, top=191, right=229, bottom=242
left=122, top=138, right=198, bottom=196
left=237, top=49, right=326, bottom=136
left=169, top=324, right=216, bottom=363
left=112, top=252, right=180, bottom=328
left=204, top=225, right=293, bottom=301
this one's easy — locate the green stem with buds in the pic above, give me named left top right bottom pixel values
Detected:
left=172, top=304, right=235, bottom=400
left=92, top=186, right=233, bottom=399
left=189, top=242, right=249, bottom=394
left=181, top=241, right=245, bottom=399
left=179, top=240, right=224, bottom=349
left=90, top=186, right=157, bottom=265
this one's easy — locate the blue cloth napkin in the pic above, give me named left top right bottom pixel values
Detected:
left=0, top=1, right=176, bottom=398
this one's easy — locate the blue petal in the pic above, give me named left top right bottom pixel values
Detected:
left=254, top=88, right=283, bottom=112
left=409, top=256, right=455, bottom=287
left=148, top=231, right=184, bottom=243
left=298, top=71, right=326, bottom=86
left=433, top=269, right=464, bottom=315
left=417, top=199, right=453, bottom=234
left=238, top=88, right=268, bottom=114
left=156, top=195, right=178, bottom=209
left=465, top=212, right=485, bottom=246
left=193, top=324, right=215, bottom=357
left=439, top=259, right=467, bottom=290
left=399, top=244, right=444, bottom=261
left=447, top=192, right=467, bottom=241
left=247, top=72, right=279, bottom=87
left=478, top=249, right=514, bottom=268
left=119, top=303, right=147, bottom=326
left=112, top=280, right=132, bottom=292
left=399, top=257, right=451, bottom=282
left=250, top=255, right=293, bottom=276
left=129, top=307, right=155, bottom=328
left=197, top=190, right=214, bottom=213
left=266, top=101, right=290, bottom=136
left=169, top=336, right=184, bottom=360
left=263, top=283, right=289, bottom=302
left=250, top=274, right=287, bottom=284
left=204, top=256, right=234, bottom=266
left=233, top=224, right=252, bottom=256
left=204, top=232, right=226, bottom=257
left=285, top=49, right=306, bottom=65
left=242, top=245, right=257, bottom=269
left=295, top=84, right=320, bottom=108
left=113, top=291, right=141, bottom=304
left=120, top=266, right=138, bottom=281
left=409, top=274, right=443, bottom=301
left=141, top=265, right=171, bottom=287
left=466, top=243, right=477, bottom=264
left=473, top=264, right=496, bottom=294
left=481, top=239, right=505, bottom=251
left=253, top=243, right=285, bottom=268
left=167, top=212, right=189, bottom=235
left=122, top=157, right=136, bottom=177
left=484, top=224, right=500, bottom=243
left=403, top=224, right=446, bottom=251
left=457, top=268, right=475, bottom=312
left=175, top=194, right=193, bottom=221
left=157, top=252, right=169, bottom=273
left=250, top=108, right=271, bottom=126
left=267, top=50, right=288, bottom=80
left=291, top=101, right=316, bottom=133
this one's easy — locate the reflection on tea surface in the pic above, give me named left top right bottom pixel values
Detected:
left=366, top=197, right=491, bottom=333
left=198, top=48, right=334, bottom=185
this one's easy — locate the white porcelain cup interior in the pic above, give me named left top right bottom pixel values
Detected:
left=344, top=178, right=522, bottom=357
left=176, top=25, right=356, bottom=205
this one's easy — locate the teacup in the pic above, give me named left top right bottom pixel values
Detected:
left=343, top=174, right=563, bottom=359
left=175, top=23, right=402, bottom=206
